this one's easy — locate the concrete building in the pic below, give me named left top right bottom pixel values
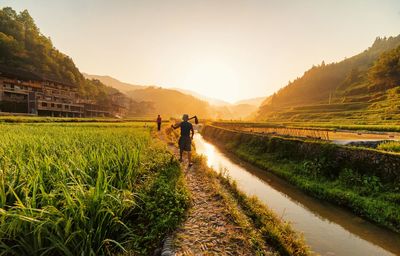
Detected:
left=0, top=67, right=123, bottom=117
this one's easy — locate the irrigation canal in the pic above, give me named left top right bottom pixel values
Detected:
left=193, top=133, right=400, bottom=256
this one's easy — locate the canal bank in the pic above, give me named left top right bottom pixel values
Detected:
left=162, top=127, right=310, bottom=255
left=201, top=125, right=400, bottom=233
left=193, top=133, right=400, bottom=256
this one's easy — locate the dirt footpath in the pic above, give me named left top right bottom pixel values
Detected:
left=159, top=129, right=271, bottom=255
left=172, top=162, right=255, bottom=255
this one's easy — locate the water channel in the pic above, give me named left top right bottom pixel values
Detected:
left=193, top=133, right=400, bottom=256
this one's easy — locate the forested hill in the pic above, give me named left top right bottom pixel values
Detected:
left=126, top=87, right=213, bottom=118
left=0, top=7, right=117, bottom=102
left=257, top=35, right=400, bottom=122
left=83, top=73, right=147, bottom=93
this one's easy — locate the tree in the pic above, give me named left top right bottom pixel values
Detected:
left=369, top=45, right=400, bottom=90
left=0, top=7, right=122, bottom=106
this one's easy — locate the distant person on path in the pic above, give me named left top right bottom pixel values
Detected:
left=171, top=114, right=194, bottom=167
left=156, top=114, right=162, bottom=131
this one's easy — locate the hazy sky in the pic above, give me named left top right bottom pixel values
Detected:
left=1, top=0, right=400, bottom=103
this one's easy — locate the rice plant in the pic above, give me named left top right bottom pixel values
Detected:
left=0, top=123, right=188, bottom=255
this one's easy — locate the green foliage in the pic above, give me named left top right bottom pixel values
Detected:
left=295, top=153, right=342, bottom=180
left=338, top=168, right=362, bottom=187
left=296, top=160, right=325, bottom=179
left=369, top=45, right=400, bottom=90
left=132, top=162, right=189, bottom=254
left=0, top=7, right=82, bottom=84
left=0, top=123, right=188, bottom=255
left=377, top=141, right=400, bottom=153
left=338, top=168, right=383, bottom=194
left=0, top=7, right=120, bottom=104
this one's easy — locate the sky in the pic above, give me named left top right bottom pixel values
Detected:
left=1, top=0, right=400, bottom=103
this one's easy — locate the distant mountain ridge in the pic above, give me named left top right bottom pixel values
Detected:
left=235, top=97, right=265, bottom=107
left=86, top=73, right=263, bottom=119
left=83, top=73, right=147, bottom=93
left=126, top=87, right=212, bottom=118
left=171, top=88, right=230, bottom=106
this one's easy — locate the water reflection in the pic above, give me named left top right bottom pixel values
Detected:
left=194, top=133, right=400, bottom=256
left=203, top=141, right=216, bottom=167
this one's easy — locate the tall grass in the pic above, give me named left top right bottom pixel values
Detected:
left=377, top=141, right=400, bottom=153
left=0, top=123, right=188, bottom=255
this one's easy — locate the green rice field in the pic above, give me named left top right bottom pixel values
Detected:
left=0, top=122, right=188, bottom=255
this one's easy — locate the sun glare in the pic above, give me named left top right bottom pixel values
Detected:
left=183, top=57, right=241, bottom=102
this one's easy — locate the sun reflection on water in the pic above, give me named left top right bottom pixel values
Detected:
left=203, top=138, right=215, bottom=167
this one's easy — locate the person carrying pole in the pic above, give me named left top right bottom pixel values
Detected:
left=171, top=114, right=194, bottom=167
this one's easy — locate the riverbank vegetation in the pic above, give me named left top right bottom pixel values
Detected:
left=189, top=156, right=310, bottom=255
left=378, top=141, right=400, bottom=153
left=215, top=171, right=310, bottom=255
left=202, top=125, right=400, bottom=233
left=0, top=122, right=189, bottom=255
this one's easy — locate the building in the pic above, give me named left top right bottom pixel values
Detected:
left=0, top=68, right=42, bottom=114
left=110, top=92, right=129, bottom=117
left=36, top=79, right=84, bottom=117
left=0, top=66, right=120, bottom=117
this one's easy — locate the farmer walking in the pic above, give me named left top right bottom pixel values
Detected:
left=156, top=114, right=162, bottom=131
left=171, top=114, right=194, bottom=167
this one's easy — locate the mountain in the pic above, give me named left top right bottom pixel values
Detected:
left=126, top=87, right=212, bottom=118
left=257, top=35, right=400, bottom=123
left=83, top=73, right=147, bottom=93
left=170, top=89, right=264, bottom=118
left=235, top=97, right=265, bottom=107
left=213, top=104, right=258, bottom=120
left=172, top=88, right=230, bottom=106
left=87, top=73, right=260, bottom=119
left=85, top=74, right=215, bottom=118
left=173, top=88, right=265, bottom=108
left=84, top=74, right=230, bottom=106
